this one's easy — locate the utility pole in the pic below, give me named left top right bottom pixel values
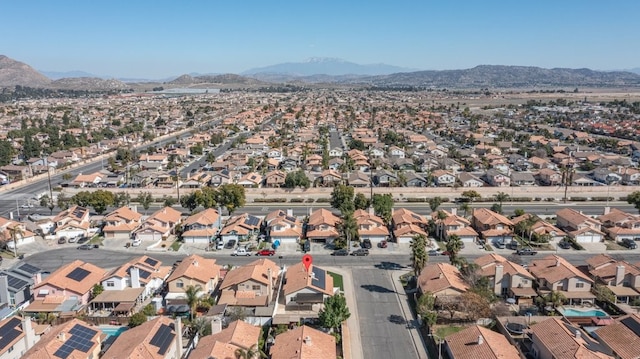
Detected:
left=46, top=156, right=54, bottom=214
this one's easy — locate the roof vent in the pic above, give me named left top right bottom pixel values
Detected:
left=477, top=335, right=483, bottom=345
left=304, top=335, right=312, bottom=344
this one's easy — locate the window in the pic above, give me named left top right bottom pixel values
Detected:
left=8, top=346, right=13, bottom=353
left=252, top=285, right=261, bottom=291
left=521, top=279, right=529, bottom=285
left=177, top=281, right=184, bottom=288
left=106, top=281, right=115, bottom=287
left=576, top=282, right=585, bottom=289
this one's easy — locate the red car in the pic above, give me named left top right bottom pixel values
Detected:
left=256, top=249, right=276, bottom=256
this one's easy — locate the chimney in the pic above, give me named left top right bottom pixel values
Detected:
left=603, top=206, right=611, bottom=215
left=267, top=268, right=273, bottom=303
left=438, top=272, right=444, bottom=279
left=130, top=267, right=141, bottom=288
left=494, top=264, right=504, bottom=296
left=556, top=258, right=561, bottom=267
left=286, top=208, right=293, bottom=217
left=304, top=335, right=312, bottom=345
left=211, top=317, right=223, bottom=334
left=575, top=330, right=581, bottom=339
left=368, top=205, right=374, bottom=215
left=615, top=265, right=625, bottom=286
left=0, top=275, right=9, bottom=305
left=477, top=335, right=484, bottom=345
left=23, top=317, right=36, bottom=348
left=175, top=317, right=183, bottom=358
left=58, top=331, right=66, bottom=341
left=451, top=208, right=457, bottom=216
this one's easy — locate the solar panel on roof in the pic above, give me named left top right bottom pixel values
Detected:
left=7, top=276, right=28, bottom=290
left=0, top=317, right=21, bottom=350
left=311, top=266, right=326, bottom=290
left=53, top=324, right=97, bottom=358
left=149, top=324, right=175, bottom=355
left=144, top=257, right=158, bottom=267
left=621, top=316, right=640, bottom=336
left=285, top=216, right=297, bottom=222
left=139, top=269, right=151, bottom=279
left=66, top=267, right=91, bottom=282
left=411, top=213, right=422, bottom=221
left=18, top=263, right=41, bottom=274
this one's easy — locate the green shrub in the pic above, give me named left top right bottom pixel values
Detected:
left=289, top=198, right=305, bottom=203
left=316, top=197, right=331, bottom=203
left=305, top=198, right=315, bottom=203
left=570, top=197, right=588, bottom=202
left=406, top=198, right=426, bottom=202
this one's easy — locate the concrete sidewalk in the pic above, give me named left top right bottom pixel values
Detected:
left=326, top=267, right=364, bottom=359
left=390, top=270, right=429, bottom=359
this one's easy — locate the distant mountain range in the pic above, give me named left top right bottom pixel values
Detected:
left=1, top=54, right=640, bottom=90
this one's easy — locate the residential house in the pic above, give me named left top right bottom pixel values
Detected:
left=593, top=314, right=640, bottom=359
left=510, top=172, right=536, bottom=186
left=189, top=319, right=260, bottom=359
left=52, top=206, right=91, bottom=239
left=404, top=171, right=428, bottom=187
left=217, top=258, right=280, bottom=308
left=592, top=168, right=622, bottom=185
left=444, top=325, right=520, bottom=359
left=388, top=146, right=405, bottom=159
left=0, top=262, right=45, bottom=309
left=181, top=208, right=222, bottom=244
left=598, top=207, right=640, bottom=242
left=0, top=316, right=42, bottom=359
left=528, top=255, right=595, bottom=305
left=209, top=170, right=232, bottom=187
left=555, top=208, right=604, bottom=243
left=328, top=158, right=344, bottom=171
left=70, top=172, right=102, bottom=188
left=264, top=210, right=303, bottom=244
left=354, top=209, right=389, bottom=245
left=165, top=255, right=221, bottom=305
left=26, top=260, right=106, bottom=314
left=417, top=263, right=469, bottom=300
left=329, top=147, right=343, bottom=158
left=347, top=171, right=370, bottom=187
left=511, top=214, right=566, bottom=243
left=282, top=262, right=336, bottom=312
left=537, top=168, right=562, bottom=186
left=219, top=213, right=262, bottom=244
left=320, top=169, right=342, bottom=187
left=472, top=208, right=514, bottom=245
left=620, top=168, right=640, bottom=185
left=484, top=169, right=511, bottom=187
left=305, top=209, right=340, bottom=244
left=528, top=317, right=613, bottom=359
left=133, top=206, right=182, bottom=242
left=102, top=316, right=183, bottom=359
left=586, top=254, right=640, bottom=305
left=457, top=172, right=484, bottom=187
left=474, top=253, right=536, bottom=304
left=431, top=170, right=456, bottom=187
left=270, top=325, right=336, bottom=359
left=0, top=218, right=37, bottom=250
left=101, top=206, right=142, bottom=239
left=392, top=208, right=428, bottom=243
left=373, top=169, right=397, bottom=187
left=23, top=319, right=102, bottom=359
left=264, top=170, right=286, bottom=188
left=437, top=209, right=478, bottom=244
left=236, top=172, right=263, bottom=188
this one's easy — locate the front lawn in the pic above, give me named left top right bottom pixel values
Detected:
left=170, top=240, right=182, bottom=251
left=435, top=325, right=465, bottom=338
left=328, top=271, right=344, bottom=292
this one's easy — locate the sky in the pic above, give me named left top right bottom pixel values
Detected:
left=2, top=0, right=640, bottom=79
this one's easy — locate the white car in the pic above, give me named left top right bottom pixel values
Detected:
left=132, top=238, right=142, bottom=247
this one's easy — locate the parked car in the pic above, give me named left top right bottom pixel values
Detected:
left=507, top=241, right=520, bottom=250
left=516, top=248, right=538, bottom=255
left=303, top=240, right=311, bottom=253
left=215, top=240, right=224, bottom=250
left=557, top=240, right=572, bottom=249
left=361, top=239, right=372, bottom=249
left=428, top=249, right=442, bottom=256
left=378, top=240, right=388, bottom=248
left=331, top=248, right=349, bottom=256
left=224, top=239, right=236, bottom=249
left=256, top=249, right=276, bottom=256
left=57, top=237, right=67, bottom=244
left=232, top=247, right=252, bottom=256
left=351, top=249, right=369, bottom=256
left=621, top=238, right=638, bottom=249
left=77, top=244, right=93, bottom=250
left=67, top=235, right=79, bottom=243
left=131, top=238, right=141, bottom=247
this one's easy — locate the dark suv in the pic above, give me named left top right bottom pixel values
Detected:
left=622, top=238, right=638, bottom=249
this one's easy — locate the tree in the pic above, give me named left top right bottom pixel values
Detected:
left=546, top=290, right=566, bottom=309
left=514, top=208, right=525, bottom=217
left=336, top=211, right=358, bottom=249
left=458, top=202, right=471, bottom=217
left=89, top=190, right=115, bottom=214
left=142, top=303, right=157, bottom=316
left=354, top=193, right=370, bottom=211
left=180, top=192, right=199, bottom=212
left=627, top=191, right=640, bottom=214
left=427, top=196, right=443, bottom=212
left=7, top=226, right=23, bottom=258
left=114, top=192, right=130, bottom=207
left=0, top=140, right=15, bottom=166
left=592, top=284, right=615, bottom=303
left=410, top=234, right=428, bottom=276
left=283, top=169, right=310, bottom=189
left=215, top=184, right=246, bottom=214
left=330, top=184, right=355, bottom=214
left=416, top=292, right=437, bottom=327
left=318, top=294, right=351, bottom=333
left=91, top=284, right=104, bottom=299
left=184, top=285, right=202, bottom=321
left=490, top=203, right=503, bottom=214
left=446, top=235, right=464, bottom=266
left=372, top=193, right=393, bottom=225
left=494, top=191, right=510, bottom=208
left=128, top=312, right=147, bottom=327
left=461, top=190, right=481, bottom=202
left=234, top=344, right=266, bottom=359
left=136, top=192, right=153, bottom=213
left=458, top=292, right=492, bottom=321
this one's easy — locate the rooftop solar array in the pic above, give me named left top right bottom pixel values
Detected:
left=7, top=276, right=28, bottom=290
left=66, top=267, right=90, bottom=282
left=285, top=216, right=297, bottom=223
left=53, top=324, right=97, bottom=359
left=244, top=215, right=260, bottom=227
left=144, top=257, right=158, bottom=267
left=411, top=213, right=422, bottom=221
left=71, top=207, right=86, bottom=219
left=311, top=266, right=326, bottom=290
left=149, top=324, right=175, bottom=355
left=0, top=317, right=21, bottom=351
left=18, top=263, right=41, bottom=275
left=621, top=316, right=640, bottom=336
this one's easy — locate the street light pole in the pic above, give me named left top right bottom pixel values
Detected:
left=428, top=333, right=443, bottom=359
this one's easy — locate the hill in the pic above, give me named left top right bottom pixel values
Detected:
left=0, top=55, right=51, bottom=87
left=167, top=73, right=265, bottom=86
left=243, top=57, right=416, bottom=78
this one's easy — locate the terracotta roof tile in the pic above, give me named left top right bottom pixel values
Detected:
left=270, top=325, right=336, bottom=359
left=445, top=325, right=520, bottom=359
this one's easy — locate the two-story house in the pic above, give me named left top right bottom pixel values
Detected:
left=270, top=325, right=336, bottom=359
left=529, top=255, right=595, bottom=305
left=102, top=206, right=142, bottom=239
left=181, top=208, right=222, bottom=244
left=436, top=209, right=478, bottom=244
left=23, top=319, right=102, bottom=359
left=598, top=207, right=640, bottom=242
left=431, top=170, right=456, bottom=187
left=282, top=262, right=336, bottom=313
left=27, top=260, right=106, bottom=315
left=445, top=325, right=520, bottom=359
left=52, top=206, right=91, bottom=239
left=417, top=263, right=469, bottom=301
left=165, top=255, right=221, bottom=306
left=189, top=319, right=261, bottom=359
left=0, top=218, right=37, bottom=250
left=264, top=210, right=303, bottom=244
left=102, top=316, right=183, bottom=359
left=556, top=208, right=604, bottom=243
left=472, top=208, right=514, bottom=245
left=0, top=316, right=41, bottom=359
left=263, top=170, right=286, bottom=188
left=217, top=258, right=280, bottom=308
left=593, top=314, right=640, bottom=359
left=305, top=209, right=340, bottom=244
left=353, top=209, right=389, bottom=245
left=586, top=254, right=640, bottom=305
left=528, top=317, right=613, bottom=359
left=392, top=208, right=428, bottom=243
left=219, top=213, right=262, bottom=244
left=484, top=169, right=511, bottom=187
left=0, top=262, right=45, bottom=310
left=474, top=253, right=536, bottom=304
left=133, top=206, right=182, bottom=242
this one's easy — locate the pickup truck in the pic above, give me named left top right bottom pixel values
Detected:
left=516, top=248, right=538, bottom=255
left=231, top=247, right=252, bottom=256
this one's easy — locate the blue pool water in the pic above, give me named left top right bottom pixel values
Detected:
left=99, top=326, right=128, bottom=337
left=559, top=308, right=608, bottom=317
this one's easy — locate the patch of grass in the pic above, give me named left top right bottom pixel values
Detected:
left=170, top=241, right=182, bottom=251
left=435, top=325, right=465, bottom=338
left=328, top=271, right=344, bottom=292
left=483, top=244, right=493, bottom=251
left=605, top=241, right=625, bottom=250
left=89, top=235, right=104, bottom=246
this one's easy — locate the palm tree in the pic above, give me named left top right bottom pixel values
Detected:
left=410, top=234, right=428, bottom=276
left=337, top=211, right=358, bottom=249
left=7, top=225, right=24, bottom=258
left=494, top=191, right=510, bottom=208
left=446, top=235, right=464, bottom=266
left=459, top=202, right=471, bottom=217
left=234, top=344, right=266, bottom=359
left=546, top=290, right=566, bottom=310
left=184, top=285, right=202, bottom=321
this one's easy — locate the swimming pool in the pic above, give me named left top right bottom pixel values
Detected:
left=99, top=326, right=128, bottom=338
left=559, top=308, right=608, bottom=317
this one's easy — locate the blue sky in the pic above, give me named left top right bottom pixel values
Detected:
left=2, top=1, right=639, bottom=78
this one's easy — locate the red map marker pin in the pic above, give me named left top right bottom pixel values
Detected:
left=302, top=254, right=313, bottom=272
